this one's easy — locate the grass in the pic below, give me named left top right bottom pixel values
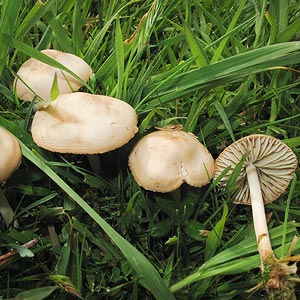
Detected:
left=0, top=0, right=300, bottom=299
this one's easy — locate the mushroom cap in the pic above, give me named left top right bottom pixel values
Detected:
left=214, top=134, right=298, bottom=205
left=14, top=49, right=93, bottom=102
left=128, top=128, right=215, bottom=192
left=31, top=92, right=138, bottom=154
left=0, top=127, right=22, bottom=183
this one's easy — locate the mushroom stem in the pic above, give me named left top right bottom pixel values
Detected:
left=246, top=162, right=274, bottom=268
left=246, top=162, right=299, bottom=289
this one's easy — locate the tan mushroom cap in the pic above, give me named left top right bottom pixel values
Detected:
left=214, top=134, right=298, bottom=205
left=14, top=49, right=92, bottom=102
left=128, top=127, right=215, bottom=192
left=0, top=127, right=22, bottom=183
left=31, top=92, right=138, bottom=154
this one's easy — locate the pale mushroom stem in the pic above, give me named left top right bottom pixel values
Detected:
left=246, top=162, right=274, bottom=269
left=246, top=162, right=299, bottom=290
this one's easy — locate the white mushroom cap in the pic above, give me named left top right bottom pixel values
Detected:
left=14, top=49, right=93, bottom=102
left=0, top=127, right=22, bottom=183
left=214, top=134, right=298, bottom=205
left=31, top=92, right=138, bottom=154
left=128, top=127, right=215, bottom=192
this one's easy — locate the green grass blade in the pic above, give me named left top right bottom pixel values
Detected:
left=212, top=99, right=235, bottom=142
left=276, top=0, right=288, bottom=34
left=204, top=202, right=229, bottom=261
left=142, top=42, right=300, bottom=105
left=15, top=193, right=57, bottom=218
left=280, top=173, right=297, bottom=258
left=0, top=0, right=22, bottom=73
left=282, top=136, right=300, bottom=148
left=50, top=73, right=59, bottom=101
left=71, top=1, right=83, bottom=53
left=14, top=286, right=57, bottom=300
left=264, top=4, right=277, bottom=44
left=45, top=11, right=74, bottom=53
left=84, top=0, right=135, bottom=64
left=56, top=238, right=71, bottom=275
left=14, top=0, right=54, bottom=40
left=136, top=58, right=193, bottom=110
left=202, top=223, right=297, bottom=270
left=115, top=18, right=125, bottom=99
left=277, top=18, right=300, bottom=43
left=253, top=0, right=268, bottom=47
left=210, top=0, right=247, bottom=63
left=184, top=21, right=208, bottom=67
left=183, top=93, right=208, bottom=132
left=17, top=141, right=175, bottom=300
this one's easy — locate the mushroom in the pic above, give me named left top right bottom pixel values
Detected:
left=31, top=92, right=138, bottom=154
left=0, top=127, right=22, bottom=183
left=214, top=134, right=298, bottom=289
left=14, top=49, right=92, bottom=103
left=0, top=127, right=22, bottom=227
left=128, top=126, right=215, bottom=192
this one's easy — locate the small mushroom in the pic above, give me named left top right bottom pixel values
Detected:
left=214, top=134, right=298, bottom=289
left=14, top=49, right=92, bottom=102
left=0, top=127, right=22, bottom=227
left=0, top=127, right=22, bottom=183
left=128, top=126, right=215, bottom=192
left=31, top=92, right=138, bottom=154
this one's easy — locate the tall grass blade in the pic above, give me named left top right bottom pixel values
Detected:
left=204, top=202, right=228, bottom=261
left=45, top=12, right=74, bottom=53
left=16, top=141, right=175, bottom=300
left=210, top=0, right=247, bottom=63
left=71, top=1, right=83, bottom=53
left=253, top=0, right=267, bottom=47
left=277, top=18, right=300, bottom=43
left=0, top=0, right=22, bottom=73
left=84, top=1, right=135, bottom=64
left=14, top=1, right=54, bottom=40
left=184, top=21, right=208, bottom=67
left=142, top=42, right=300, bottom=105
left=212, top=99, right=235, bottom=142
left=115, top=18, right=125, bottom=99
left=280, top=173, right=297, bottom=258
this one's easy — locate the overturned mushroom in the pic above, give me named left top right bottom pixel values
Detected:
left=14, top=49, right=92, bottom=102
left=214, top=134, right=298, bottom=289
left=129, top=126, right=215, bottom=192
left=0, top=127, right=22, bottom=227
left=31, top=92, right=138, bottom=154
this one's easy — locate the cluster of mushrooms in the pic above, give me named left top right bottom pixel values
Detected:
left=1, top=49, right=299, bottom=291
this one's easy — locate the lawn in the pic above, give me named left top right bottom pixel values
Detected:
left=0, top=0, right=300, bottom=299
